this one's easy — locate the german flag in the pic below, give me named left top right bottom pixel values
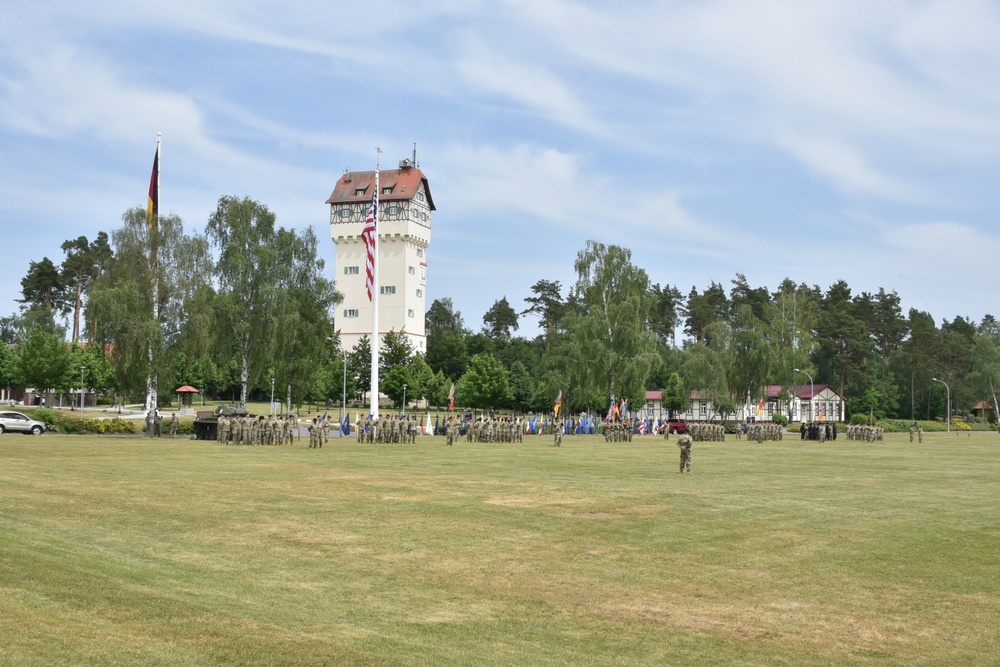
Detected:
left=147, top=145, right=159, bottom=231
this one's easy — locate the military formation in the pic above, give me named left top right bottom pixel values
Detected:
left=217, top=414, right=298, bottom=445
left=192, top=404, right=918, bottom=479
left=800, top=422, right=837, bottom=441
left=463, top=416, right=525, bottom=443
left=604, top=419, right=634, bottom=442
left=687, top=423, right=727, bottom=442
left=844, top=423, right=884, bottom=442
left=355, top=414, right=419, bottom=444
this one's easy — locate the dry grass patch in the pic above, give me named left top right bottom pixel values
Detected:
left=2, top=432, right=999, bottom=666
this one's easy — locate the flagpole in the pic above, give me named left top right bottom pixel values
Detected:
left=370, top=147, right=382, bottom=420
left=146, top=132, right=161, bottom=414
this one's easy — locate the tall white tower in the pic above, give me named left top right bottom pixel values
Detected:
left=327, top=158, right=434, bottom=354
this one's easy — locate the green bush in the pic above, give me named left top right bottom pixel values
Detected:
left=79, top=418, right=136, bottom=434
left=771, top=414, right=788, bottom=426
left=32, top=407, right=58, bottom=427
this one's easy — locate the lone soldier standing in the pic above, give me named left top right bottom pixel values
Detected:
left=170, top=412, right=178, bottom=438
left=677, top=432, right=693, bottom=473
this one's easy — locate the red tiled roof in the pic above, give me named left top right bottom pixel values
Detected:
left=646, top=390, right=662, bottom=401
left=326, top=165, right=435, bottom=210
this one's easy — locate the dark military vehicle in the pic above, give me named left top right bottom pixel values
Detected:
left=193, top=404, right=251, bottom=440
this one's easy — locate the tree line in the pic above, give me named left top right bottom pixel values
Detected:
left=2, top=207, right=997, bottom=423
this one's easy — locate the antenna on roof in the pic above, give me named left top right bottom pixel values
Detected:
left=413, top=142, right=418, bottom=168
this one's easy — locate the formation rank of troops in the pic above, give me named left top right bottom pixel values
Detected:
left=355, top=415, right=420, bottom=444
left=216, top=414, right=299, bottom=445
left=205, top=410, right=875, bottom=448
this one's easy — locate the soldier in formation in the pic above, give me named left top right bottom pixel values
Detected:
left=554, top=418, right=563, bottom=447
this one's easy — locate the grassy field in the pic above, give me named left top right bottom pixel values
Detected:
left=1, top=431, right=998, bottom=666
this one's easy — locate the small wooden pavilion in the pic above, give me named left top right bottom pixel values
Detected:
left=175, top=385, right=201, bottom=414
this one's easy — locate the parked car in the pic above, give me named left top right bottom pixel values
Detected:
left=0, top=411, right=46, bottom=435
left=665, top=418, right=688, bottom=434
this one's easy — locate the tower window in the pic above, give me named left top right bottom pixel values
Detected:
left=343, top=309, right=359, bottom=318
left=344, top=266, right=360, bottom=275
left=416, top=289, right=423, bottom=297
left=380, top=286, right=396, bottom=295
left=408, top=309, right=415, bottom=318
left=408, top=266, right=415, bottom=275
left=416, top=248, right=423, bottom=257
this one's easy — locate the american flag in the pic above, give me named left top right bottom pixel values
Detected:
left=362, top=191, right=377, bottom=301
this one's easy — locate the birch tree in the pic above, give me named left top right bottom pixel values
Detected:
left=205, top=196, right=281, bottom=408
left=87, top=208, right=209, bottom=405
left=563, top=241, right=656, bottom=410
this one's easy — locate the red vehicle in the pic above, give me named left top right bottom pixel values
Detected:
left=665, top=418, right=688, bottom=435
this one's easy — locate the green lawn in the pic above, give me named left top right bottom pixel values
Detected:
left=1, top=431, right=998, bottom=666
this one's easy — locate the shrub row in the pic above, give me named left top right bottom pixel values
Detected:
left=79, top=418, right=136, bottom=434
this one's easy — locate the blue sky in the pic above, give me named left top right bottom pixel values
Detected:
left=3, top=1, right=1000, bottom=340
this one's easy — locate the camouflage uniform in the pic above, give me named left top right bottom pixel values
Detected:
left=677, top=433, right=693, bottom=473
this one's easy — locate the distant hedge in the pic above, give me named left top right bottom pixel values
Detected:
left=79, top=418, right=136, bottom=434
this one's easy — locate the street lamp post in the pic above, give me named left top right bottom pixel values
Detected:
left=342, top=349, right=347, bottom=426
left=932, top=377, right=951, bottom=433
left=794, top=368, right=814, bottom=423
left=270, top=377, right=275, bottom=417
left=401, top=383, right=407, bottom=416
left=80, top=366, right=86, bottom=413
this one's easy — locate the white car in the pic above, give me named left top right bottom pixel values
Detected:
left=0, top=411, right=47, bottom=435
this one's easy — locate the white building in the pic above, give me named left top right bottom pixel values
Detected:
left=643, top=384, right=845, bottom=423
left=327, top=159, right=434, bottom=354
